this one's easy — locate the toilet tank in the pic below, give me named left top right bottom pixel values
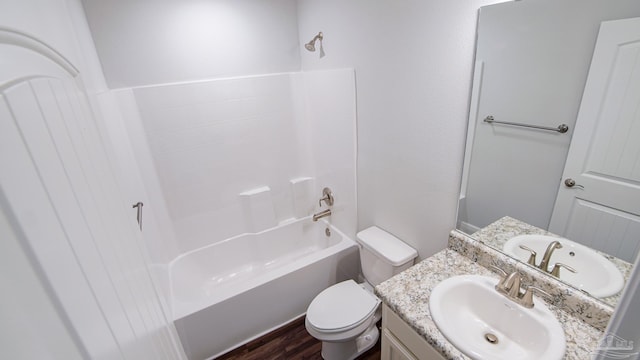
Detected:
left=356, top=226, right=418, bottom=286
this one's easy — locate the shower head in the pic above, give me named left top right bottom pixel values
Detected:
left=305, top=42, right=316, bottom=52
left=305, top=32, right=323, bottom=52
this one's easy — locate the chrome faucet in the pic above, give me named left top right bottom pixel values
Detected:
left=490, top=266, right=551, bottom=308
left=538, top=241, right=562, bottom=272
left=312, top=209, right=331, bottom=221
left=518, top=241, right=578, bottom=279
left=492, top=266, right=522, bottom=298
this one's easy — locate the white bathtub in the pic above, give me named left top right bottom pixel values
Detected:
left=170, top=217, right=360, bottom=360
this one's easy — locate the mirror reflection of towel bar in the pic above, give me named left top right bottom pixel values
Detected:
left=483, top=115, right=569, bottom=134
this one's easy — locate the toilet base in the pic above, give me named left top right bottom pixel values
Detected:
left=320, top=324, right=379, bottom=360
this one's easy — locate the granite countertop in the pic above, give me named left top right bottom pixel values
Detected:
left=375, top=247, right=604, bottom=360
left=472, top=216, right=633, bottom=307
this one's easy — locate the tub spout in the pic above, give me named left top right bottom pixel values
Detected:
left=312, top=209, right=331, bottom=221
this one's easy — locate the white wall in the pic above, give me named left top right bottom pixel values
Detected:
left=294, top=69, right=358, bottom=239
left=82, top=0, right=301, bottom=88
left=296, top=0, right=509, bottom=259
left=460, top=0, right=640, bottom=231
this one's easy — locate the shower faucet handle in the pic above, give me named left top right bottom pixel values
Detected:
left=319, top=187, right=334, bottom=207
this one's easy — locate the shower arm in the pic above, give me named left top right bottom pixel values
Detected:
left=310, top=32, right=323, bottom=43
left=305, top=32, right=324, bottom=51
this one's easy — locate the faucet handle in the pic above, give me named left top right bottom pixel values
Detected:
left=489, top=265, right=507, bottom=277
left=518, top=245, right=538, bottom=266
left=318, top=187, right=334, bottom=207
left=520, top=286, right=552, bottom=308
left=550, top=262, right=577, bottom=278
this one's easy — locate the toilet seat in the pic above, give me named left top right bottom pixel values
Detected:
left=306, top=280, right=380, bottom=333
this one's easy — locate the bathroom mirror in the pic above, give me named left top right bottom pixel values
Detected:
left=457, top=0, right=640, bottom=308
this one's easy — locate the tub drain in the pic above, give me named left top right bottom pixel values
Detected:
left=484, top=333, right=499, bottom=344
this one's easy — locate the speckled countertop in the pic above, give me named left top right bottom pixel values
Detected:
left=375, top=234, right=606, bottom=360
left=472, top=216, right=633, bottom=307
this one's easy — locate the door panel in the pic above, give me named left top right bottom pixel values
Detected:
left=550, top=17, right=640, bottom=262
left=0, top=29, right=184, bottom=359
left=564, top=199, right=640, bottom=257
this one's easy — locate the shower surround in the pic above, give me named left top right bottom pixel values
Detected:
left=109, top=69, right=358, bottom=357
left=124, top=69, right=357, bottom=252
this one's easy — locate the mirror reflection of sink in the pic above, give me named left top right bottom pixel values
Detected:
left=429, top=275, right=565, bottom=360
left=503, top=235, right=624, bottom=298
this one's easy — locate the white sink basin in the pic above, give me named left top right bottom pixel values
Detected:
left=503, top=235, right=624, bottom=298
left=429, top=275, right=565, bottom=360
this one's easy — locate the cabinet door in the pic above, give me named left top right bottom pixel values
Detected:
left=382, top=304, right=447, bottom=360
left=382, top=328, right=419, bottom=360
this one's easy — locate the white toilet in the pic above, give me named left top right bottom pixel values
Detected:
left=305, top=226, right=418, bottom=360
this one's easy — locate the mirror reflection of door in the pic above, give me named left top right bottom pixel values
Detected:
left=549, top=17, right=640, bottom=263
left=457, top=0, right=640, bottom=242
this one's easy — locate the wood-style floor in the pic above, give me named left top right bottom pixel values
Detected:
left=217, top=316, right=381, bottom=360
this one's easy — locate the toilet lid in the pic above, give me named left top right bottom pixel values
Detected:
left=306, top=280, right=379, bottom=332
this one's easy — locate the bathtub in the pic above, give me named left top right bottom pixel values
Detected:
left=170, top=217, right=360, bottom=360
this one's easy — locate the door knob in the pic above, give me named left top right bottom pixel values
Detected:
left=564, top=178, right=584, bottom=189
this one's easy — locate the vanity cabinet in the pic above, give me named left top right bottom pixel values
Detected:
left=381, top=304, right=446, bottom=360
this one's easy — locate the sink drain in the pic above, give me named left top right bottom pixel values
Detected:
left=484, top=333, right=499, bottom=344
left=325, top=227, right=331, bottom=237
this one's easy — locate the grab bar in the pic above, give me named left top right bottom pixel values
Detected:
left=483, top=116, right=569, bottom=134
left=132, top=202, right=143, bottom=230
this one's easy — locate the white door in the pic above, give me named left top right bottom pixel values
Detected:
left=0, top=30, right=184, bottom=359
left=549, top=17, right=640, bottom=263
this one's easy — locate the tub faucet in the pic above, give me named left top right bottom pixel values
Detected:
left=312, top=209, right=331, bottom=221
